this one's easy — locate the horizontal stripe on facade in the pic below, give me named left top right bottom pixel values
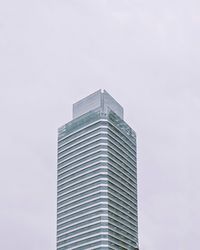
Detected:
left=108, top=185, right=137, bottom=206
left=57, top=178, right=107, bottom=197
left=58, top=119, right=107, bottom=144
left=108, top=139, right=136, bottom=165
left=58, top=181, right=137, bottom=214
left=57, top=190, right=108, bottom=210
left=58, top=144, right=107, bottom=166
left=108, top=146, right=136, bottom=170
left=57, top=196, right=108, bottom=213
left=108, top=189, right=137, bottom=212
left=108, top=175, right=137, bottom=204
left=57, top=169, right=108, bottom=191
left=92, top=246, right=111, bottom=250
left=58, top=150, right=107, bottom=169
left=58, top=138, right=107, bottom=161
left=58, top=155, right=107, bottom=175
left=58, top=163, right=108, bottom=187
left=108, top=239, right=133, bottom=250
left=109, top=242, right=127, bottom=250
left=108, top=151, right=137, bottom=172
left=107, top=127, right=136, bottom=154
left=57, top=202, right=107, bottom=220
left=58, top=128, right=136, bottom=163
left=57, top=209, right=108, bottom=233
left=108, top=210, right=138, bottom=233
left=108, top=204, right=137, bottom=225
left=71, top=242, right=109, bottom=250
left=57, top=223, right=108, bottom=242
left=108, top=114, right=137, bottom=140
left=58, top=122, right=108, bottom=150
left=108, top=233, right=137, bottom=249
left=108, top=189, right=137, bottom=216
left=108, top=161, right=137, bottom=187
left=57, top=232, right=108, bottom=249
left=57, top=216, right=108, bottom=239
left=108, top=208, right=138, bottom=231
left=57, top=239, right=109, bottom=250
left=57, top=215, right=107, bottom=231
left=59, top=193, right=137, bottom=229
left=58, top=129, right=108, bottom=154
left=58, top=127, right=107, bottom=153
left=108, top=223, right=137, bottom=241
left=108, top=156, right=137, bottom=183
left=108, top=152, right=137, bottom=177
left=108, top=215, right=137, bottom=235
left=58, top=169, right=108, bottom=191
left=58, top=115, right=136, bottom=148
left=108, top=140, right=136, bottom=164
left=108, top=198, right=137, bottom=220
left=58, top=120, right=136, bottom=159
left=58, top=229, right=136, bottom=250
left=58, top=129, right=106, bottom=154
left=107, top=132, right=135, bottom=157
left=57, top=186, right=107, bottom=207
left=107, top=165, right=137, bottom=191
left=59, top=127, right=136, bottom=164
left=58, top=205, right=137, bottom=234
left=107, top=121, right=136, bottom=145
left=58, top=183, right=107, bottom=203
left=107, top=126, right=136, bottom=152
left=58, top=175, right=108, bottom=197
left=58, top=142, right=107, bottom=165
left=58, top=161, right=106, bottom=184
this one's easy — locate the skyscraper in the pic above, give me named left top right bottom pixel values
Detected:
left=57, top=90, right=139, bottom=250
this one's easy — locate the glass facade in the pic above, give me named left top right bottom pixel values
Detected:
left=57, top=90, right=139, bottom=250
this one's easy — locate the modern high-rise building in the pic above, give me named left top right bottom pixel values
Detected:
left=57, top=90, right=139, bottom=250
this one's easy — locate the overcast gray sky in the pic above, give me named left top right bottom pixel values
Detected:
left=0, top=0, right=200, bottom=249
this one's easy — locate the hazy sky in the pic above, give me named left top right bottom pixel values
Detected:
left=0, top=1, right=200, bottom=250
